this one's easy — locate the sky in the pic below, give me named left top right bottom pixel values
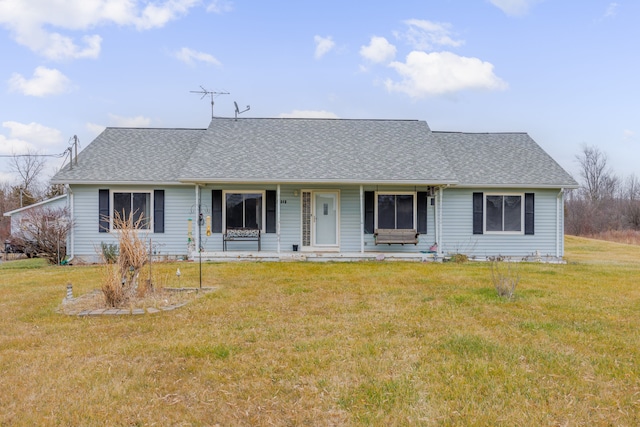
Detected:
left=0, top=0, right=638, bottom=186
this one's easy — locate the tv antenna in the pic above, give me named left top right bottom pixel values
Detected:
left=234, top=101, right=250, bottom=120
left=190, top=86, right=229, bottom=119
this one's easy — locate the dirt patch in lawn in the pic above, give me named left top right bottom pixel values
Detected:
left=58, top=286, right=216, bottom=315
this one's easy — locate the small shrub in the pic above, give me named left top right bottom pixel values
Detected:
left=450, top=253, right=469, bottom=263
left=100, top=242, right=118, bottom=264
left=11, top=206, right=72, bottom=264
left=489, top=256, right=519, bottom=300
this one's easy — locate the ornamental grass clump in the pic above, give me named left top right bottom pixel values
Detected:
left=489, top=255, right=520, bottom=300
left=100, top=211, right=149, bottom=307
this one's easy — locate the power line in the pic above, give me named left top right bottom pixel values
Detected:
left=0, top=152, right=66, bottom=158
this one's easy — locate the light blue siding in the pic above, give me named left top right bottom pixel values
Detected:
left=439, top=188, right=562, bottom=258
left=69, top=183, right=563, bottom=261
left=70, top=185, right=197, bottom=262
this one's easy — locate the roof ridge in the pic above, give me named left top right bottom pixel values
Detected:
left=432, top=130, right=528, bottom=135
left=106, top=127, right=207, bottom=130
left=209, top=117, right=422, bottom=122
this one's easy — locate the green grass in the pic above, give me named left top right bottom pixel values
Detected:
left=0, top=235, right=639, bottom=425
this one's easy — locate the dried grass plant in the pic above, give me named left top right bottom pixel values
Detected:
left=100, top=210, right=149, bottom=306
left=489, top=255, right=520, bottom=299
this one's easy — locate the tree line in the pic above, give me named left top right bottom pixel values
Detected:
left=565, top=145, right=640, bottom=236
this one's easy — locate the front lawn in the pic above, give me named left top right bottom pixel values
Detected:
left=0, top=236, right=639, bottom=426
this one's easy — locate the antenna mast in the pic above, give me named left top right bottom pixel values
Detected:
left=190, top=86, right=230, bottom=119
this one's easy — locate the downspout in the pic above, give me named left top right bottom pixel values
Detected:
left=277, top=184, right=281, bottom=253
left=65, top=185, right=74, bottom=263
left=433, top=187, right=439, bottom=251
left=359, top=185, right=364, bottom=253
left=556, top=188, right=564, bottom=258
left=438, top=186, right=447, bottom=257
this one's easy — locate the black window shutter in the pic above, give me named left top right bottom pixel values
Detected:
left=473, top=192, right=484, bottom=235
left=364, top=191, right=375, bottom=234
left=211, top=190, right=222, bottom=233
left=417, top=191, right=428, bottom=234
left=98, top=189, right=110, bottom=233
left=153, top=190, right=165, bottom=233
left=265, top=190, right=276, bottom=233
left=525, top=193, right=535, bottom=235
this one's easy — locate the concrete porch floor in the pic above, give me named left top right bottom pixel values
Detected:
left=192, top=251, right=441, bottom=262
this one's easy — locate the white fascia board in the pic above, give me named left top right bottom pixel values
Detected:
left=3, top=194, right=68, bottom=217
left=59, top=180, right=192, bottom=186
left=457, top=183, right=580, bottom=189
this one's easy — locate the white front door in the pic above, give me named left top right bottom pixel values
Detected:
left=302, top=190, right=339, bottom=250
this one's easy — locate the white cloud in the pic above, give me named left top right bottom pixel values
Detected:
left=396, top=19, right=464, bottom=51
left=385, top=51, right=508, bottom=97
left=108, top=114, right=152, bottom=128
left=0, top=0, right=202, bottom=60
left=0, top=134, right=33, bottom=155
left=0, top=121, right=63, bottom=155
left=604, top=2, right=619, bottom=18
left=623, top=129, right=635, bottom=141
left=314, top=35, right=335, bottom=59
left=206, top=0, right=233, bottom=13
left=8, top=66, right=72, bottom=97
left=86, top=122, right=107, bottom=137
left=360, top=36, right=397, bottom=64
left=489, top=0, right=542, bottom=16
left=278, top=110, right=339, bottom=119
left=175, top=47, right=221, bottom=66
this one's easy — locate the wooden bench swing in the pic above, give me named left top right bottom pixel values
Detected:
left=373, top=229, right=419, bottom=245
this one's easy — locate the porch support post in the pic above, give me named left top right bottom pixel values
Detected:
left=195, top=184, right=200, bottom=254
left=277, top=184, right=281, bottom=253
left=359, top=185, right=364, bottom=253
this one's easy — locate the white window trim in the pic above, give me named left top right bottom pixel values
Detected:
left=222, top=190, right=266, bottom=233
left=374, top=191, right=417, bottom=230
left=110, top=189, right=154, bottom=232
left=484, top=192, right=525, bottom=235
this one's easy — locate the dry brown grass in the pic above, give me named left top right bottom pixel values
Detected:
left=1, top=238, right=639, bottom=426
left=579, top=229, right=640, bottom=245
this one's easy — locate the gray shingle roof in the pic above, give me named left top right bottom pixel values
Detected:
left=181, top=118, right=456, bottom=184
left=434, top=132, right=578, bottom=187
left=52, top=128, right=205, bottom=183
left=51, top=118, right=577, bottom=188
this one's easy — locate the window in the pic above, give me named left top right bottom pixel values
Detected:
left=99, top=189, right=164, bottom=233
left=225, top=192, right=263, bottom=230
left=376, top=193, right=414, bottom=229
left=473, top=192, right=534, bottom=235
left=113, top=191, right=151, bottom=229
left=485, top=195, right=522, bottom=232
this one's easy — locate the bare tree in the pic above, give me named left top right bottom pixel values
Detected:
left=10, top=149, right=46, bottom=205
left=623, top=174, right=640, bottom=230
left=575, top=145, right=617, bottom=203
